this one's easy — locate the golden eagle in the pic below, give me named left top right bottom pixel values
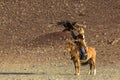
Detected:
left=57, top=21, right=77, bottom=32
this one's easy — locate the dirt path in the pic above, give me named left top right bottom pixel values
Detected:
left=0, top=63, right=119, bottom=80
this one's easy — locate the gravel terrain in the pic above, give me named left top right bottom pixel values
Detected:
left=0, top=0, right=120, bottom=80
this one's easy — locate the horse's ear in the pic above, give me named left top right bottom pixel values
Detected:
left=66, top=39, right=71, bottom=44
left=65, top=39, right=70, bottom=44
left=65, top=39, right=71, bottom=44
left=65, top=39, right=69, bottom=42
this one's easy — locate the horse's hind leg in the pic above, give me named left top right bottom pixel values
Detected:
left=91, top=55, right=96, bottom=75
left=88, top=62, right=92, bottom=75
left=93, top=49, right=96, bottom=75
left=93, top=59, right=96, bottom=75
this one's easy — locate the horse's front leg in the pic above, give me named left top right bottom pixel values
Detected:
left=74, top=59, right=80, bottom=75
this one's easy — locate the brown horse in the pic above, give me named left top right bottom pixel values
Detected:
left=65, top=40, right=96, bottom=75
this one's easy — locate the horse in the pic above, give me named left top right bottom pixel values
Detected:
left=65, top=40, right=96, bottom=75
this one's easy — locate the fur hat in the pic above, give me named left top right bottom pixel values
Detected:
left=78, top=27, right=84, bottom=34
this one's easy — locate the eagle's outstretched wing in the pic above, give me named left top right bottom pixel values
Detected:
left=57, top=21, right=77, bottom=32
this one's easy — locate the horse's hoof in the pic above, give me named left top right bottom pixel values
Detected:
left=93, top=69, right=96, bottom=76
left=88, top=71, right=92, bottom=75
left=93, top=72, right=96, bottom=76
left=74, top=73, right=80, bottom=76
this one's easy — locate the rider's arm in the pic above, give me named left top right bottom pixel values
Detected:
left=70, top=30, right=77, bottom=40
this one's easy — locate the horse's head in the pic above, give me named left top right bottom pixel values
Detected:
left=65, top=40, right=76, bottom=54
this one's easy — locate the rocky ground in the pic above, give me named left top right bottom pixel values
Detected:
left=0, top=0, right=120, bottom=80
